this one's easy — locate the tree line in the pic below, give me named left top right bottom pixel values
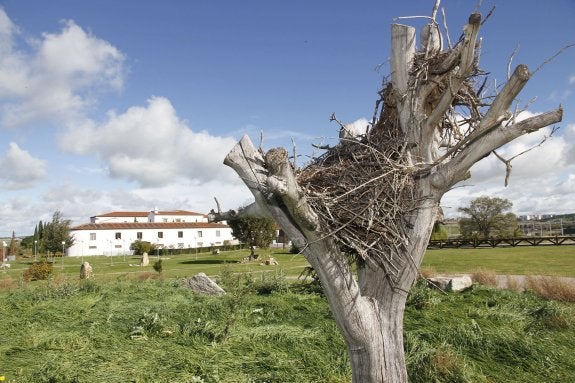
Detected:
left=19, top=211, right=75, bottom=258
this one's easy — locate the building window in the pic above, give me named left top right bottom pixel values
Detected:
left=158, top=232, right=163, bottom=239
left=178, top=231, right=183, bottom=238
left=137, top=232, right=143, bottom=240
left=89, top=245, right=97, bottom=249
left=178, top=243, right=184, bottom=248
left=115, top=232, right=121, bottom=240
left=216, top=230, right=221, bottom=237
left=162, top=218, right=168, bottom=223
left=197, top=231, right=203, bottom=238
left=90, top=233, right=96, bottom=241
left=115, top=245, right=122, bottom=249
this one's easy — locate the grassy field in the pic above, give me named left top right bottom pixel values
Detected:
left=422, top=246, right=575, bottom=276
left=0, top=248, right=309, bottom=285
left=0, top=273, right=574, bottom=382
left=1, top=245, right=573, bottom=286
left=0, top=246, right=574, bottom=382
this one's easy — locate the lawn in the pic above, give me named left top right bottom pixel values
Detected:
left=422, top=246, right=575, bottom=276
left=1, top=246, right=575, bottom=382
left=2, top=245, right=574, bottom=287
left=0, top=273, right=574, bottom=382
left=0, top=248, right=310, bottom=285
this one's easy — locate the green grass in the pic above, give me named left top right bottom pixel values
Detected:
left=1, top=246, right=574, bottom=382
left=2, top=245, right=573, bottom=288
left=422, top=246, right=575, bottom=276
left=0, top=276, right=348, bottom=383
left=0, top=275, right=574, bottom=382
left=0, top=248, right=309, bottom=284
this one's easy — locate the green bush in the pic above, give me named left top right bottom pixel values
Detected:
left=130, top=240, right=155, bottom=255
left=153, top=259, right=163, bottom=274
left=252, top=270, right=290, bottom=295
left=22, top=261, right=53, bottom=281
left=430, top=222, right=449, bottom=241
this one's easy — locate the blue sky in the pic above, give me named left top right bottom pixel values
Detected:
left=0, top=0, right=574, bottom=236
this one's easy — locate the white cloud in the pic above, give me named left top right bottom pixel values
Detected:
left=0, top=142, right=47, bottom=189
left=569, top=74, right=575, bottom=85
left=0, top=10, right=125, bottom=128
left=59, top=97, right=239, bottom=187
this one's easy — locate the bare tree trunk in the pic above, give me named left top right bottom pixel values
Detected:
left=211, top=3, right=562, bottom=381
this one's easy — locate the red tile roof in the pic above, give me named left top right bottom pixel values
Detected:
left=72, top=222, right=229, bottom=231
left=91, top=210, right=207, bottom=218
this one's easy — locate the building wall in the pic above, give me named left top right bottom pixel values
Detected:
left=69, top=225, right=234, bottom=257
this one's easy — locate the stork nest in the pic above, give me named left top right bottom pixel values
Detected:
left=297, top=105, right=417, bottom=278
left=296, top=43, right=484, bottom=279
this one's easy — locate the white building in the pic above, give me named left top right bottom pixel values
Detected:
left=68, top=209, right=235, bottom=257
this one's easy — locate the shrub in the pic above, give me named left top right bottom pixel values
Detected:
left=23, top=261, right=53, bottom=281
left=430, top=222, right=448, bottom=241
left=419, top=266, right=437, bottom=279
left=153, top=259, right=163, bottom=274
left=252, top=270, right=290, bottom=295
left=130, top=240, right=155, bottom=255
left=525, top=275, right=575, bottom=302
left=407, top=278, right=438, bottom=310
left=471, top=268, right=498, bottom=287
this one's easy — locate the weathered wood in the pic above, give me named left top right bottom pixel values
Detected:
left=437, top=107, right=563, bottom=189
left=391, top=24, right=416, bottom=97
left=216, top=5, right=563, bottom=383
left=479, top=64, right=530, bottom=131
left=424, top=13, right=481, bottom=134
left=391, top=24, right=416, bottom=138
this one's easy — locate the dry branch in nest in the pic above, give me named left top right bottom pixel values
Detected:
left=298, top=113, right=416, bottom=277
left=295, top=13, right=485, bottom=280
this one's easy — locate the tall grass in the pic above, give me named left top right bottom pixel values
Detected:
left=1, top=269, right=574, bottom=382
left=524, top=275, right=575, bottom=302
left=0, top=274, right=349, bottom=383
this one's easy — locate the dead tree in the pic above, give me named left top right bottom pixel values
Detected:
left=211, top=4, right=562, bottom=382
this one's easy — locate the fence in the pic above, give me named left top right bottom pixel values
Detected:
left=428, top=235, right=575, bottom=249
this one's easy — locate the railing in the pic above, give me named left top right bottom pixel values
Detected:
left=428, top=236, right=575, bottom=249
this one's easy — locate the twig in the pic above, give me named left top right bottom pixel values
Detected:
left=481, top=5, right=496, bottom=25
left=532, top=44, right=575, bottom=76
left=507, top=45, right=520, bottom=81
left=492, top=126, right=558, bottom=186
left=441, top=7, right=452, bottom=49
left=258, top=130, right=264, bottom=154
left=329, top=113, right=346, bottom=130
left=291, top=137, right=297, bottom=168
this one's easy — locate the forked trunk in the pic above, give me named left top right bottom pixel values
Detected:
left=212, top=2, right=563, bottom=374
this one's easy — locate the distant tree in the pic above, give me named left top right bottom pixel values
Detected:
left=130, top=240, right=155, bottom=255
left=36, top=220, right=44, bottom=253
left=42, top=211, right=75, bottom=256
left=8, top=231, right=20, bottom=257
left=227, top=213, right=276, bottom=258
left=20, top=235, right=35, bottom=250
left=430, top=222, right=448, bottom=241
left=458, top=197, right=516, bottom=238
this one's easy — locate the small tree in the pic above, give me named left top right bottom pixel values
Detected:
left=8, top=231, right=19, bottom=257
left=458, top=196, right=516, bottom=238
left=227, top=213, right=276, bottom=258
left=42, top=211, right=75, bottom=256
left=430, top=222, right=448, bottom=241
left=130, top=240, right=155, bottom=255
